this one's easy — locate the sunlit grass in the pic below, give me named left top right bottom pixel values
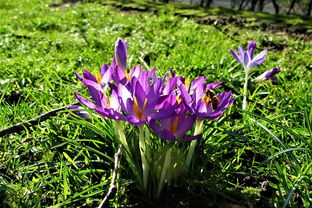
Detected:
left=0, top=0, right=311, bottom=207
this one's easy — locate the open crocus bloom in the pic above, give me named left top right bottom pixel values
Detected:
left=255, top=68, right=281, bottom=82
left=116, top=66, right=178, bottom=125
left=230, top=40, right=268, bottom=73
left=179, top=77, right=234, bottom=120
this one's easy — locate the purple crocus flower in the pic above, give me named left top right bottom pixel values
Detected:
left=148, top=100, right=202, bottom=141
left=230, top=41, right=268, bottom=72
left=179, top=77, right=234, bottom=120
left=254, top=68, right=281, bottom=82
left=74, top=61, right=128, bottom=121
left=75, top=60, right=113, bottom=94
left=116, top=67, right=173, bottom=125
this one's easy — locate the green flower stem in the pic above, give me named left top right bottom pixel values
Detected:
left=139, top=125, right=149, bottom=191
left=156, top=145, right=172, bottom=198
left=185, top=119, right=204, bottom=168
left=115, top=121, right=130, bottom=154
left=242, top=71, right=249, bottom=110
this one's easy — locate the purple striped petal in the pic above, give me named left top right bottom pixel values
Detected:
left=206, top=81, right=222, bottom=90
left=248, top=41, right=256, bottom=59
left=74, top=93, right=97, bottom=109
left=67, top=105, right=91, bottom=119
left=230, top=49, right=243, bottom=65
left=83, top=70, right=97, bottom=82
left=115, top=38, right=127, bottom=71
left=95, top=107, right=127, bottom=121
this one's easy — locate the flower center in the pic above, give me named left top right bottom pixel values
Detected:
left=133, top=96, right=148, bottom=120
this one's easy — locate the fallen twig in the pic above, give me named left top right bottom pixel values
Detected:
left=98, top=144, right=123, bottom=208
left=0, top=102, right=78, bottom=137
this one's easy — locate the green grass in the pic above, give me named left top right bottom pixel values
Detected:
left=0, top=0, right=312, bottom=207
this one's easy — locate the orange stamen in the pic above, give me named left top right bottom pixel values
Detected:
left=169, top=116, right=179, bottom=134
left=93, top=70, right=102, bottom=84
left=125, top=70, right=131, bottom=81
left=132, top=97, right=148, bottom=120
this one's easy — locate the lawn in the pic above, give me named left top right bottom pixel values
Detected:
left=0, top=0, right=312, bottom=207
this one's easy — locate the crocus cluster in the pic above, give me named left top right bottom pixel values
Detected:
left=74, top=38, right=234, bottom=141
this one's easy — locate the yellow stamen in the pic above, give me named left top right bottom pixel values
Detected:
left=125, top=70, right=131, bottom=81
left=132, top=97, right=148, bottom=120
left=93, top=70, right=102, bottom=84
left=185, top=78, right=190, bottom=90
left=169, top=116, right=179, bottom=134
left=176, top=95, right=182, bottom=104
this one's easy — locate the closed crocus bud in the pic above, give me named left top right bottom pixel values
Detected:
left=67, top=105, right=91, bottom=119
left=254, top=68, right=281, bottom=82
left=115, top=38, right=128, bottom=71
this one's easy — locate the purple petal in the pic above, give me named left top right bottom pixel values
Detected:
left=230, top=49, right=243, bottom=65
left=109, top=88, right=121, bottom=111
left=163, top=77, right=177, bottom=95
left=87, top=85, right=107, bottom=107
left=190, top=76, right=206, bottom=92
left=115, top=38, right=127, bottom=71
left=100, top=64, right=112, bottom=84
left=152, top=109, right=175, bottom=120
left=149, top=119, right=176, bottom=141
left=264, top=68, right=280, bottom=80
left=243, top=51, right=250, bottom=67
left=83, top=70, right=97, bottom=82
left=251, top=57, right=266, bottom=68
left=255, top=68, right=281, bottom=82
left=75, top=72, right=100, bottom=90
left=117, top=84, right=133, bottom=115
left=112, top=66, right=126, bottom=84
left=250, top=49, right=268, bottom=68
left=248, top=41, right=256, bottom=59
left=67, top=105, right=91, bottom=119
left=175, top=114, right=196, bottom=138
left=95, top=107, right=127, bottom=121
left=74, top=93, right=97, bottom=109
left=128, top=116, right=146, bottom=125
left=178, top=84, right=192, bottom=105
left=238, top=47, right=246, bottom=62
left=206, top=81, right=222, bottom=90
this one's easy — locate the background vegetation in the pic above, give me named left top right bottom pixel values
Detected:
left=0, top=0, right=311, bottom=207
